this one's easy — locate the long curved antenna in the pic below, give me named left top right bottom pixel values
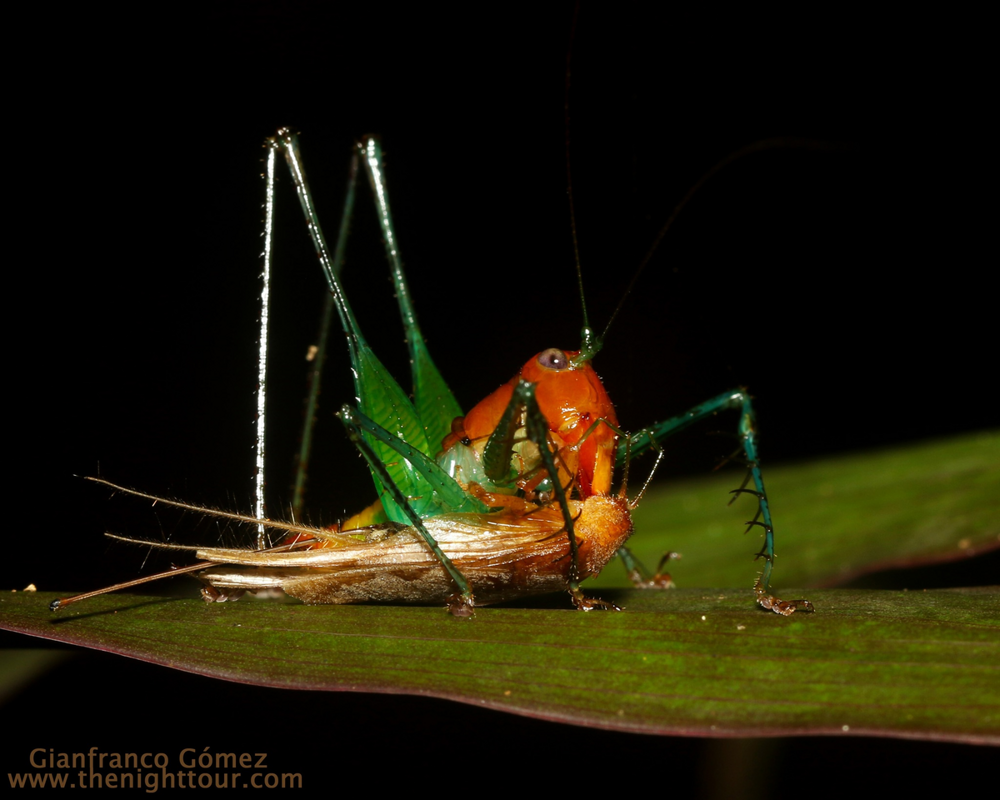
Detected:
left=50, top=532, right=320, bottom=611
left=600, top=137, right=845, bottom=344
left=564, top=1, right=593, bottom=357
left=49, top=561, right=217, bottom=610
left=83, top=477, right=332, bottom=540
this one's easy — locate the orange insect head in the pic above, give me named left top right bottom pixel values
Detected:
left=448, top=347, right=619, bottom=498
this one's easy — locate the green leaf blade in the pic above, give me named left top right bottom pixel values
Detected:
left=2, top=588, right=996, bottom=744
left=3, top=434, right=996, bottom=744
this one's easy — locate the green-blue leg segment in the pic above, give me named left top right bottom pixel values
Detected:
left=340, top=406, right=488, bottom=516
left=617, top=388, right=779, bottom=590
left=338, top=406, right=475, bottom=616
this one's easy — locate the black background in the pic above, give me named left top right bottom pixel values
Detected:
left=6, top=2, right=995, bottom=794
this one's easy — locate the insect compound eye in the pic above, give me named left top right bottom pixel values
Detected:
left=537, top=348, right=569, bottom=371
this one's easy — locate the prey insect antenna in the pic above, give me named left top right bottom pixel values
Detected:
left=83, top=477, right=333, bottom=541
left=628, top=446, right=666, bottom=510
left=713, top=444, right=741, bottom=470
left=103, top=533, right=319, bottom=552
left=50, top=536, right=319, bottom=611
left=49, top=561, right=218, bottom=611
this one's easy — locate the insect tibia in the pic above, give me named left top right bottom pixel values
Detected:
left=84, top=477, right=329, bottom=543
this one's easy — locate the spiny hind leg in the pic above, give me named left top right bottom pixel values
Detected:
left=338, top=406, right=476, bottom=617
left=620, top=388, right=813, bottom=615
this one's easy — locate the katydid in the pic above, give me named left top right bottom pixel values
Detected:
left=53, top=130, right=811, bottom=617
